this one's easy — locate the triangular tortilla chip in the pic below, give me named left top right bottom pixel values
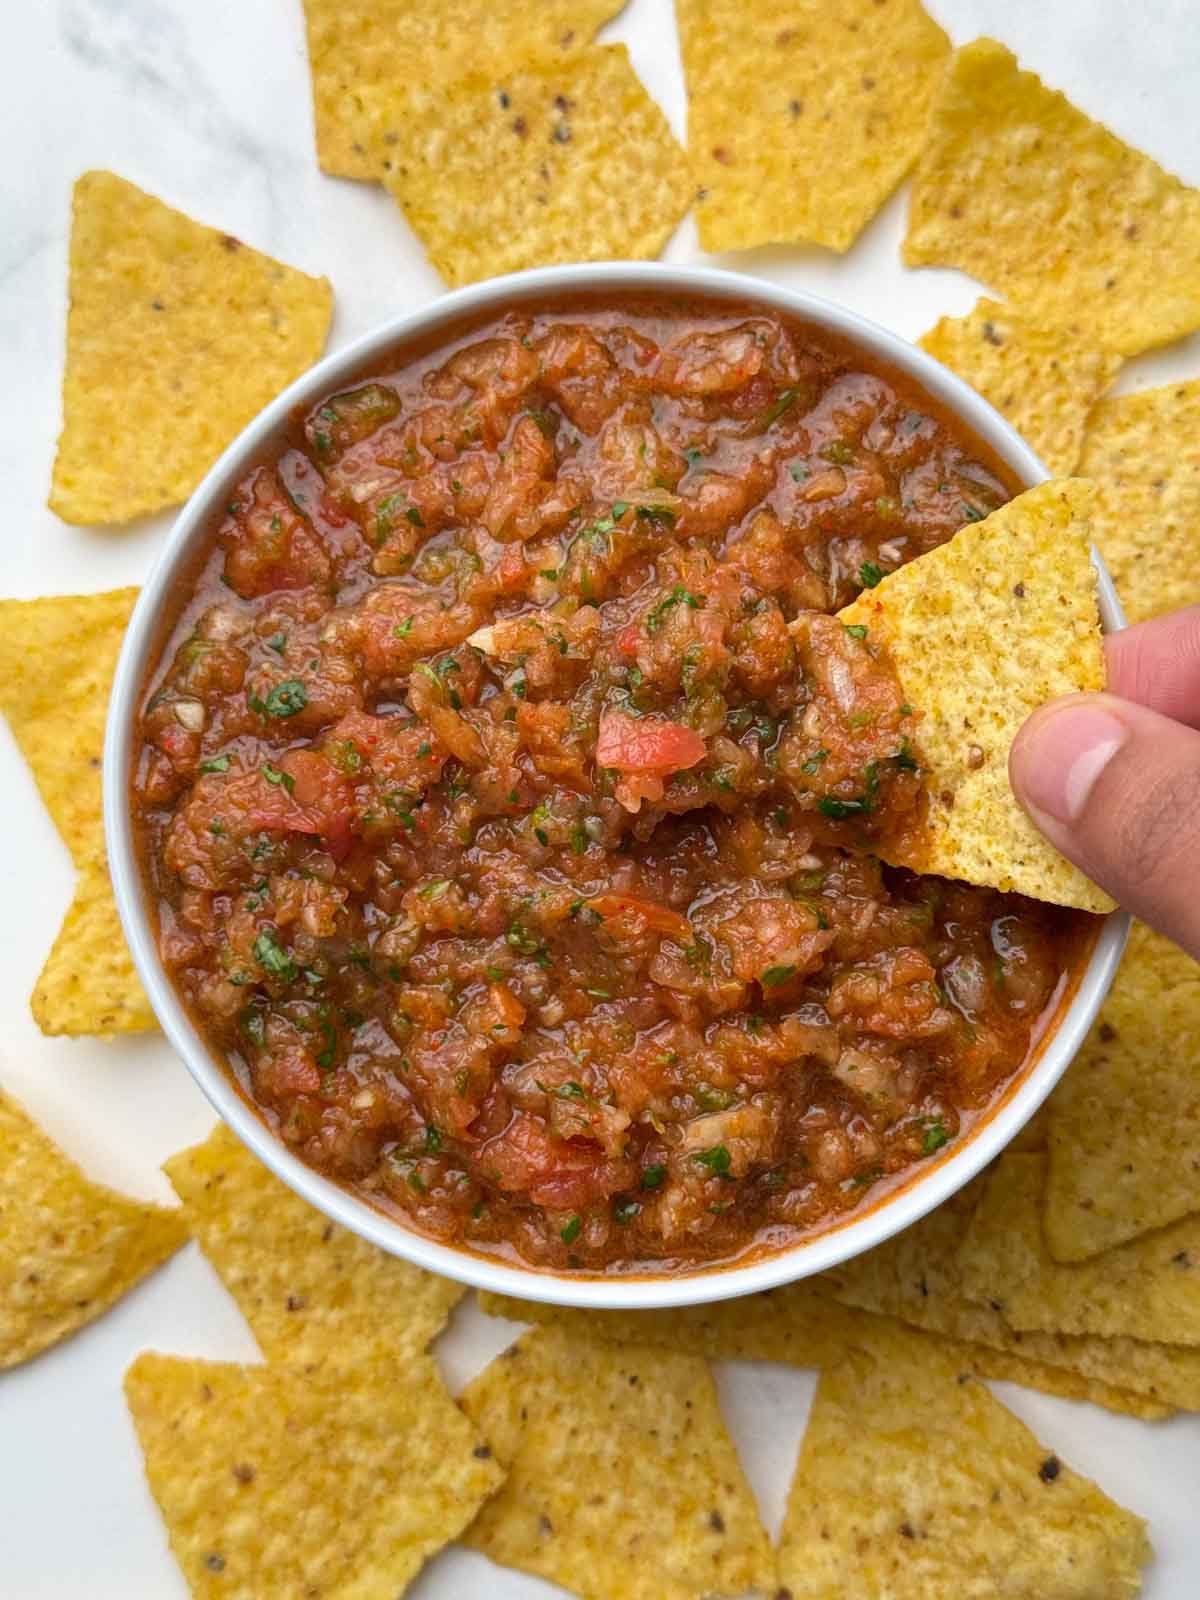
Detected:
left=477, top=1284, right=1170, bottom=1418
left=125, top=1350, right=501, bottom=1600
left=460, top=1326, right=775, bottom=1599
left=1046, top=921, right=1200, bottom=1260
left=299, top=0, right=625, bottom=179
left=679, top=0, right=950, bottom=253
left=31, top=862, right=155, bottom=1037
left=0, top=589, right=153, bottom=1036
left=821, top=1184, right=1200, bottom=1411
left=960, top=1151, right=1200, bottom=1346
left=904, top=39, right=1200, bottom=356
left=838, top=479, right=1112, bottom=911
left=165, top=1123, right=463, bottom=1367
left=50, top=172, right=332, bottom=525
left=0, top=1088, right=185, bottom=1369
left=0, top=588, right=136, bottom=867
left=356, top=46, right=691, bottom=287
left=1078, top=378, right=1200, bottom=623
left=778, top=1323, right=1151, bottom=1600
left=919, top=299, right=1121, bottom=475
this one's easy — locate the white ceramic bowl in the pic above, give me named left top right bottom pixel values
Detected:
left=105, top=262, right=1128, bottom=1310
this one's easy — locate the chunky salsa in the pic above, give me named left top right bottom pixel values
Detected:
left=134, top=295, right=1089, bottom=1272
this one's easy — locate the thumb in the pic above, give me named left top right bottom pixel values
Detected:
left=1010, top=693, right=1200, bottom=957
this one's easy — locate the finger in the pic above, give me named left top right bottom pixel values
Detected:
left=1009, top=691, right=1200, bottom=959
left=1104, top=604, right=1200, bottom=729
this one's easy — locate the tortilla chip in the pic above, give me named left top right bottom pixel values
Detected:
left=1078, top=378, right=1200, bottom=624
left=357, top=46, right=692, bottom=288
left=1008, top=1101, right=1050, bottom=1154
left=0, top=1088, right=185, bottom=1370
left=678, top=0, right=949, bottom=254
left=1046, top=922, right=1200, bottom=1261
left=777, top=1323, right=1151, bottom=1600
left=31, top=862, right=155, bottom=1037
left=460, top=1326, right=775, bottom=1599
left=50, top=172, right=332, bottom=526
left=0, top=589, right=136, bottom=867
left=919, top=299, right=1121, bottom=475
left=904, top=40, right=1200, bottom=356
left=0, top=588, right=154, bottom=1036
left=823, top=1185, right=1200, bottom=1411
left=300, top=0, right=625, bottom=180
left=125, top=1350, right=501, bottom=1599
left=960, top=1152, right=1200, bottom=1349
left=164, top=1123, right=463, bottom=1368
left=838, top=479, right=1111, bottom=912
left=477, top=1286, right=1172, bottom=1420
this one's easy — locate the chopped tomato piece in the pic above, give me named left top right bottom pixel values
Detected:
left=596, top=710, right=706, bottom=774
left=587, top=892, right=692, bottom=944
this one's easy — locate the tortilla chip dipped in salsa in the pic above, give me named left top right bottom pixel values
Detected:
left=838, top=479, right=1112, bottom=912
left=50, top=172, right=332, bottom=526
left=0, top=1088, right=185, bottom=1370
left=356, top=46, right=692, bottom=287
left=777, top=1323, right=1151, bottom=1600
left=919, top=300, right=1122, bottom=476
left=460, top=1326, right=775, bottom=1600
left=0, top=588, right=154, bottom=1037
left=904, top=39, right=1200, bottom=356
left=165, top=1123, right=463, bottom=1368
left=125, top=1350, right=502, bottom=1600
left=678, top=0, right=950, bottom=253
left=299, top=0, right=626, bottom=180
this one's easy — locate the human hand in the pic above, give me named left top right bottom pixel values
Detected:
left=1010, top=606, right=1200, bottom=957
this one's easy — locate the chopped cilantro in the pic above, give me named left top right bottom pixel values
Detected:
left=694, top=1145, right=732, bottom=1176
left=261, top=762, right=295, bottom=795
left=613, top=1198, right=641, bottom=1225
left=253, top=928, right=296, bottom=982
left=640, top=1164, right=667, bottom=1190
left=560, top=1214, right=582, bottom=1244
left=636, top=503, right=675, bottom=526
left=199, top=755, right=231, bottom=774
left=859, top=560, right=885, bottom=588
left=818, top=795, right=870, bottom=819
left=843, top=623, right=868, bottom=641
left=761, top=386, right=803, bottom=427
left=262, top=679, right=308, bottom=718
left=761, top=964, right=797, bottom=987
left=923, top=1119, right=950, bottom=1154
left=800, top=749, right=828, bottom=776
left=394, top=616, right=413, bottom=638
left=646, top=584, right=703, bottom=635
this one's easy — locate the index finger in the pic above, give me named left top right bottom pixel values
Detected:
left=1104, top=604, right=1200, bottom=729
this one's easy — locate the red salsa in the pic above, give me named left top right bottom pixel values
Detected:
left=133, top=296, right=1091, bottom=1272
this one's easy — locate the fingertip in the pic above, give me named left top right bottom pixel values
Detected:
left=1009, top=695, right=1129, bottom=826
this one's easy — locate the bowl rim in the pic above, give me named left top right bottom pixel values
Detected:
left=104, top=260, right=1129, bottom=1310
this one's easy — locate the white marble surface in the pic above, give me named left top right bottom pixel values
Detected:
left=2, top=2, right=1198, bottom=1595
